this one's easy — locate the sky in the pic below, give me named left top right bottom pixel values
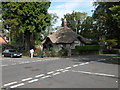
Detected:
left=48, top=0, right=95, bottom=27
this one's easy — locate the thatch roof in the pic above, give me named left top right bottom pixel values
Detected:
left=44, top=27, right=88, bottom=44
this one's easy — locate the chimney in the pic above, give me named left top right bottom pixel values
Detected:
left=62, top=18, right=67, bottom=27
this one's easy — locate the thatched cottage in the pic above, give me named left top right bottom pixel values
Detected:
left=42, top=19, right=88, bottom=53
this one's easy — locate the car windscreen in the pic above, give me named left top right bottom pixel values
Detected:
left=9, top=50, right=17, bottom=52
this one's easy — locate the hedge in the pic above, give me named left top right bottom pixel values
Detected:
left=74, top=45, right=100, bottom=51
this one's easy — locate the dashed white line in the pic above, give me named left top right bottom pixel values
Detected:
left=59, top=69, right=64, bottom=71
left=62, top=70, right=69, bottom=72
left=2, top=64, right=8, bottom=67
left=65, top=67, right=71, bottom=69
left=4, top=81, right=17, bottom=87
left=10, top=83, right=24, bottom=88
left=35, top=74, right=45, bottom=78
left=52, top=72, right=61, bottom=76
left=11, top=63, right=17, bottom=65
left=28, top=79, right=39, bottom=83
left=21, top=78, right=32, bottom=82
left=73, top=64, right=78, bottom=67
left=84, top=62, right=89, bottom=64
left=41, top=75, right=51, bottom=79
left=47, top=71, right=54, bottom=74
left=56, top=69, right=60, bottom=71
left=79, top=63, right=86, bottom=65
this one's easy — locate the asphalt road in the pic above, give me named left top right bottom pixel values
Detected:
left=1, top=55, right=119, bottom=89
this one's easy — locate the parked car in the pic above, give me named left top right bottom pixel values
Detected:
left=2, top=49, right=22, bottom=58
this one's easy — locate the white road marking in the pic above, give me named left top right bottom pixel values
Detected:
left=90, top=61, right=94, bottom=63
left=41, top=75, right=51, bottom=79
left=2, top=64, right=8, bottom=67
left=37, top=60, right=42, bottom=61
left=24, top=62, right=29, bottom=64
left=84, top=62, right=89, bottom=64
left=19, top=62, right=23, bottom=64
left=56, top=69, right=60, bottom=71
left=35, top=74, right=45, bottom=78
left=59, top=69, right=64, bottom=71
left=73, top=64, right=78, bottom=67
left=62, top=70, right=69, bottom=72
left=21, top=78, right=32, bottom=82
left=52, top=72, right=61, bottom=76
left=11, top=63, right=16, bottom=65
left=97, top=59, right=106, bottom=62
left=10, top=83, right=24, bottom=88
left=72, top=70, right=116, bottom=77
left=4, top=81, right=17, bottom=87
left=28, top=79, right=39, bottom=83
left=65, top=67, right=71, bottom=69
left=47, top=71, right=54, bottom=74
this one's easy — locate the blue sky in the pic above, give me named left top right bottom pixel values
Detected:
left=48, top=0, right=95, bottom=27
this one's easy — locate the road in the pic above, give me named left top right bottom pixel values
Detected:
left=1, top=55, right=119, bottom=89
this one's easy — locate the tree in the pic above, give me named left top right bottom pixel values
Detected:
left=2, top=2, right=51, bottom=51
left=62, top=11, right=87, bottom=34
left=80, top=16, right=100, bottom=40
left=41, top=13, right=58, bottom=38
left=92, top=2, right=120, bottom=41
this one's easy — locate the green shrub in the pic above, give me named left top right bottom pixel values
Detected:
left=58, top=49, right=68, bottom=56
left=74, top=45, right=100, bottom=51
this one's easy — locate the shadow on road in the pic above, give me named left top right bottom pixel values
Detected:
left=98, top=58, right=120, bottom=65
left=72, top=55, right=120, bottom=65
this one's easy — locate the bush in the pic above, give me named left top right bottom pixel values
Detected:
left=74, top=45, right=100, bottom=51
left=58, top=48, right=68, bottom=56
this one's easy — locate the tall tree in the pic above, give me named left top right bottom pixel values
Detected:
left=62, top=11, right=87, bottom=34
left=92, top=2, right=120, bottom=41
left=80, top=16, right=100, bottom=40
left=42, top=13, right=58, bottom=38
left=2, top=2, right=51, bottom=51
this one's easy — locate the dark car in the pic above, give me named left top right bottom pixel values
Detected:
left=2, top=49, right=22, bottom=58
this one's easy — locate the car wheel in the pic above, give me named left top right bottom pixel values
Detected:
left=11, top=54, right=14, bottom=58
left=19, top=56, right=22, bottom=58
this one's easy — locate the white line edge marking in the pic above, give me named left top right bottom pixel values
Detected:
left=10, top=83, right=24, bottom=88
left=72, top=70, right=116, bottom=77
left=21, top=78, right=32, bottom=82
left=4, top=81, right=17, bottom=87
left=28, top=79, right=38, bottom=83
left=35, top=74, right=45, bottom=78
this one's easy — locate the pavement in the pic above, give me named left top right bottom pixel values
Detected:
left=1, top=55, right=119, bottom=89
